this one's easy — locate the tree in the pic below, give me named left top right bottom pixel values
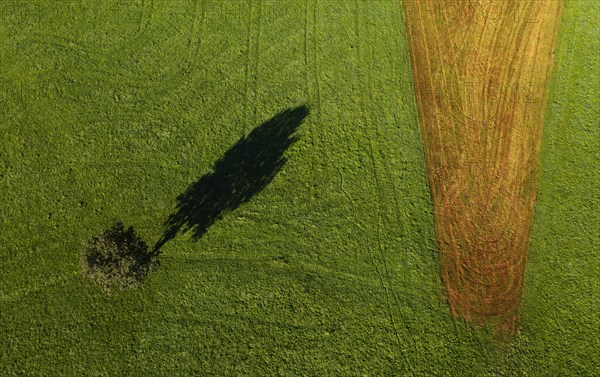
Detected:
left=81, top=221, right=159, bottom=292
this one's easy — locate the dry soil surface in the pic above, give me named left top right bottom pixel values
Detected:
left=404, top=0, right=562, bottom=333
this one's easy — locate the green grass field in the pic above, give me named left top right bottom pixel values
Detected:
left=1, top=1, right=598, bottom=375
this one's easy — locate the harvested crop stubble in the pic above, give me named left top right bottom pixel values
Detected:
left=403, top=0, right=562, bottom=333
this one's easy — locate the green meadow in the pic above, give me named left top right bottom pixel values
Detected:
left=0, top=1, right=597, bottom=375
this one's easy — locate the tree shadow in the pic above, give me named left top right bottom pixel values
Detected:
left=153, top=105, right=309, bottom=253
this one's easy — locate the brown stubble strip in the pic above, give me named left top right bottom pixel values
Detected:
left=403, top=0, right=562, bottom=334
